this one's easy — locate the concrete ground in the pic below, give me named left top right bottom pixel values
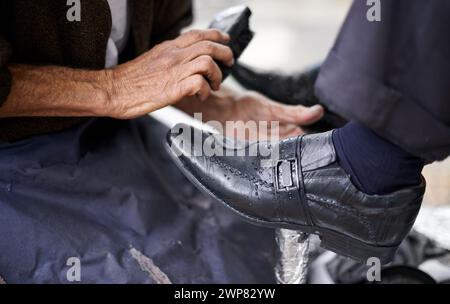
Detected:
left=155, top=0, right=449, bottom=206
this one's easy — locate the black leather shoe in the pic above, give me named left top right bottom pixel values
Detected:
left=231, top=63, right=347, bottom=132
left=166, top=124, right=426, bottom=264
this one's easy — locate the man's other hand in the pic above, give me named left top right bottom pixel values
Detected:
left=222, top=91, right=324, bottom=140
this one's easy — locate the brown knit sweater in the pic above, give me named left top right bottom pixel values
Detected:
left=0, top=0, right=192, bottom=141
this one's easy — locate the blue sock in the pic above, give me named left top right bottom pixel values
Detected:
left=332, top=121, right=424, bottom=195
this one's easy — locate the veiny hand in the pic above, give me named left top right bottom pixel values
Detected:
left=200, top=89, right=324, bottom=141
left=108, top=29, right=234, bottom=119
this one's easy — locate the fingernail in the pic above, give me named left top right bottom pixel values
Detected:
left=309, top=105, right=323, bottom=114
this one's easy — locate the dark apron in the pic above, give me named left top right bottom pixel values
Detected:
left=0, top=117, right=276, bottom=283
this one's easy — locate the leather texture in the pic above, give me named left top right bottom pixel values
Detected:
left=166, top=124, right=426, bottom=261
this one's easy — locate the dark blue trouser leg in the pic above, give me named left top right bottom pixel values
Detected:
left=332, top=121, right=424, bottom=195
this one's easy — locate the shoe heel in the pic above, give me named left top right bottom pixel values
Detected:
left=320, top=231, right=398, bottom=265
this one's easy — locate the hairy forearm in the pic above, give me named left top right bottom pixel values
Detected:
left=0, top=64, right=114, bottom=118
left=0, top=30, right=234, bottom=120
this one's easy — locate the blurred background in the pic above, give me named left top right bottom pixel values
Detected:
left=155, top=0, right=449, bottom=211
left=191, top=0, right=351, bottom=72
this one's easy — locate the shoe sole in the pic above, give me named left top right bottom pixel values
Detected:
left=165, top=143, right=398, bottom=265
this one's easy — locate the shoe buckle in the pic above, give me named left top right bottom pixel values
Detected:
left=274, top=159, right=299, bottom=192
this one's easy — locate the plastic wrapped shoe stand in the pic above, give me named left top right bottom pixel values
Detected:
left=275, top=229, right=311, bottom=284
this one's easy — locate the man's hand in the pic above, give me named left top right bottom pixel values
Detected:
left=224, top=91, right=324, bottom=140
left=109, top=29, right=234, bottom=119
left=176, top=87, right=324, bottom=141
left=1, top=29, right=234, bottom=119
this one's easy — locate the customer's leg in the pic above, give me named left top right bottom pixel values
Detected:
left=166, top=123, right=426, bottom=264
left=332, top=121, right=424, bottom=195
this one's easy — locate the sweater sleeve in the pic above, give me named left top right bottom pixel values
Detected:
left=151, top=0, right=193, bottom=45
left=0, top=35, right=12, bottom=106
left=0, top=0, right=12, bottom=107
